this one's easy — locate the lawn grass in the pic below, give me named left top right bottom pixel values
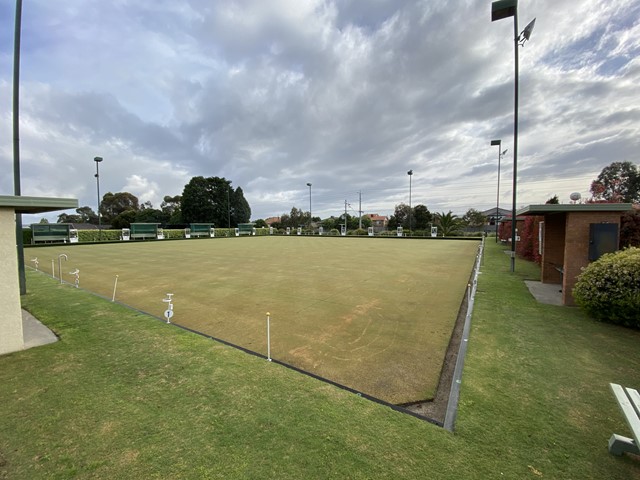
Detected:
left=25, top=237, right=478, bottom=403
left=1, top=240, right=639, bottom=479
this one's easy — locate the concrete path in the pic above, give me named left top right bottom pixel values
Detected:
left=22, top=309, right=58, bottom=349
left=524, top=281, right=563, bottom=306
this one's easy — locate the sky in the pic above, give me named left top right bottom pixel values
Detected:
left=1, top=0, right=639, bottom=224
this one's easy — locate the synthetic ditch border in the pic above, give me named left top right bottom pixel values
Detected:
left=25, top=237, right=484, bottom=430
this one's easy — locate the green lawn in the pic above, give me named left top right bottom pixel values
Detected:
left=1, top=241, right=639, bottom=479
left=25, top=237, right=478, bottom=403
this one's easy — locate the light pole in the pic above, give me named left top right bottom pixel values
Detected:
left=306, top=182, right=312, bottom=231
left=491, top=0, right=535, bottom=272
left=407, top=170, right=413, bottom=236
left=490, top=140, right=507, bottom=243
left=94, top=156, right=103, bottom=241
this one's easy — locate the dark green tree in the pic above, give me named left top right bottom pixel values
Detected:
left=590, top=161, right=640, bottom=203
left=161, top=195, right=182, bottom=224
left=413, top=204, right=433, bottom=230
left=254, top=219, right=268, bottom=228
left=101, top=192, right=140, bottom=224
left=279, top=207, right=309, bottom=228
left=111, top=209, right=138, bottom=229
left=546, top=195, right=560, bottom=204
left=230, top=187, right=251, bottom=225
left=181, top=176, right=251, bottom=227
left=58, top=206, right=98, bottom=224
left=461, top=208, right=486, bottom=228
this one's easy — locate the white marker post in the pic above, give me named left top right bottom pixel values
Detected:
left=112, top=275, right=119, bottom=302
left=51, top=259, right=55, bottom=278
left=58, top=254, right=68, bottom=284
left=31, top=258, right=39, bottom=271
left=162, top=293, right=174, bottom=324
left=69, top=269, right=80, bottom=288
left=266, top=312, right=272, bottom=362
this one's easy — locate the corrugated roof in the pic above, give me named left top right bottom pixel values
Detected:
left=0, top=195, right=78, bottom=214
left=517, top=203, right=634, bottom=216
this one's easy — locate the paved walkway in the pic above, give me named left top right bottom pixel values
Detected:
left=524, top=281, right=563, bottom=306
left=22, top=310, right=58, bottom=349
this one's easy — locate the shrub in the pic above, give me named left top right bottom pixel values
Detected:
left=348, top=228, right=367, bottom=236
left=574, top=247, right=640, bottom=328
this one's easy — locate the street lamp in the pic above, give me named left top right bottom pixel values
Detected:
left=490, top=140, right=508, bottom=243
left=407, top=170, right=413, bottom=236
left=491, top=0, right=535, bottom=272
left=94, top=156, right=103, bottom=241
left=306, top=182, right=312, bottom=231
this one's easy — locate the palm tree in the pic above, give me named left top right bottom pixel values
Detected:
left=435, top=211, right=462, bottom=236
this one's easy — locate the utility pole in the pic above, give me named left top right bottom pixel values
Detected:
left=358, top=191, right=362, bottom=229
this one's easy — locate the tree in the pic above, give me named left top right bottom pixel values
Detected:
left=101, top=192, right=140, bottom=224
left=461, top=208, right=486, bottom=228
left=412, top=204, right=433, bottom=230
left=230, top=187, right=251, bottom=225
left=111, top=209, right=137, bottom=229
left=435, top=211, right=462, bottom=236
left=181, top=176, right=229, bottom=226
left=589, top=161, right=640, bottom=203
left=254, top=219, right=268, bottom=228
left=388, top=203, right=411, bottom=230
left=161, top=195, right=182, bottom=224
left=57, top=206, right=98, bottom=224
left=279, top=207, right=309, bottom=228
left=546, top=195, right=559, bottom=205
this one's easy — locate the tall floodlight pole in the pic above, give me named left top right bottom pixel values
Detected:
left=13, top=0, right=25, bottom=295
left=94, top=157, right=103, bottom=241
left=491, top=0, right=535, bottom=272
left=306, top=182, right=312, bottom=230
left=407, top=170, right=413, bottom=236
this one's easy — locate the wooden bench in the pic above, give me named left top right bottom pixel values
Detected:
left=609, top=383, right=640, bottom=456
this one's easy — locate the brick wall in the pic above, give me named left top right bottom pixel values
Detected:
left=562, top=212, right=621, bottom=305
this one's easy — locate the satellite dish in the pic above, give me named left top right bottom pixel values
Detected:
left=570, top=192, right=581, bottom=201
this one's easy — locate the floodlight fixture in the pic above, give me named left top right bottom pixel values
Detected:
left=491, top=0, right=535, bottom=272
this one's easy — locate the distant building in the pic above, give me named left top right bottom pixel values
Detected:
left=481, top=207, right=510, bottom=226
left=365, top=214, right=388, bottom=233
left=264, top=217, right=281, bottom=226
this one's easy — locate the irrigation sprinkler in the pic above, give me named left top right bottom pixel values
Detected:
left=57, top=254, right=68, bottom=284
left=30, top=257, right=38, bottom=271
left=112, top=275, right=119, bottom=302
left=69, top=268, right=80, bottom=288
left=162, top=293, right=174, bottom=324
left=266, top=312, right=272, bottom=361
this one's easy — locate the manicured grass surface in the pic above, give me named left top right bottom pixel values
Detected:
left=25, top=237, right=478, bottom=403
left=1, top=241, right=639, bottom=478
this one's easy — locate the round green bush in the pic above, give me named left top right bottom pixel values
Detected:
left=573, top=247, right=640, bottom=328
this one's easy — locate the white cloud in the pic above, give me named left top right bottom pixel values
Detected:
left=1, top=0, right=639, bottom=222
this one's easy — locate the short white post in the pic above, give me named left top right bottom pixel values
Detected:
left=51, top=259, right=55, bottom=278
left=112, top=275, right=119, bottom=302
left=162, top=293, right=174, bottom=324
left=266, top=312, right=272, bottom=362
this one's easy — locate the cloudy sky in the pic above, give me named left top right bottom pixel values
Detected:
left=1, top=0, right=639, bottom=224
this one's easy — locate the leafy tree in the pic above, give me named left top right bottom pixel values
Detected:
left=111, top=209, right=138, bottom=229
left=279, top=207, right=309, bottom=228
left=101, top=192, right=140, bottom=224
left=621, top=211, right=640, bottom=248
left=230, top=186, right=251, bottom=225
left=38, top=218, right=49, bottom=224
left=388, top=203, right=411, bottom=230
left=435, top=211, right=462, bottom=236
left=254, top=219, right=268, bottom=228
left=412, top=204, right=433, bottom=230
left=461, top=208, right=486, bottom=228
left=181, top=176, right=229, bottom=226
left=546, top=195, right=560, bottom=204
left=57, top=206, right=98, bottom=224
left=590, top=161, right=640, bottom=203
left=161, top=195, right=182, bottom=224
left=135, top=208, right=167, bottom=224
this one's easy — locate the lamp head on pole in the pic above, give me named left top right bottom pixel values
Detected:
left=407, top=169, right=413, bottom=176
left=491, top=139, right=501, bottom=146
left=518, top=18, right=536, bottom=45
left=306, top=182, right=312, bottom=187
left=491, top=0, right=516, bottom=21
left=94, top=156, right=103, bottom=163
